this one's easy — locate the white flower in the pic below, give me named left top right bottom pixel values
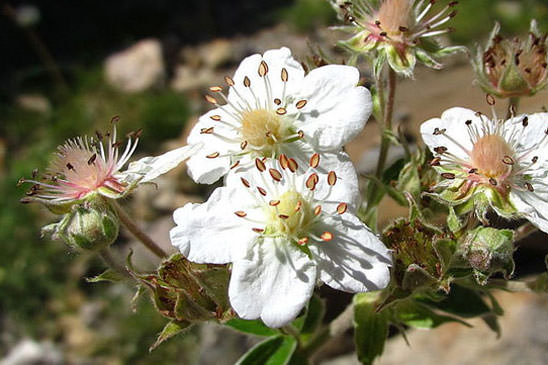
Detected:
left=420, top=107, right=548, bottom=231
left=186, top=47, right=372, bottom=184
left=20, top=124, right=201, bottom=206
left=170, top=152, right=391, bottom=327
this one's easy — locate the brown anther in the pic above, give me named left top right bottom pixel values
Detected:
left=306, top=173, right=319, bottom=190
left=258, top=61, right=269, bottom=76
left=17, top=177, right=26, bottom=187
left=525, top=182, right=534, bottom=192
left=110, top=115, right=120, bottom=124
left=206, top=152, right=220, bottom=159
left=230, top=160, right=240, bottom=169
left=441, top=172, right=455, bottom=179
left=269, top=168, right=283, bottom=182
left=204, top=95, right=217, bottom=104
left=375, top=20, right=381, bottom=27
left=281, top=68, right=288, bottom=82
left=200, top=127, right=214, bottom=134
left=288, top=158, right=298, bottom=173
left=269, top=200, right=280, bottom=206
left=209, top=86, right=223, bottom=92
left=243, top=76, right=251, bottom=87
left=314, top=205, right=322, bottom=216
left=20, top=197, right=32, bottom=204
left=87, top=153, right=97, bottom=165
left=224, top=76, right=235, bottom=86
left=294, top=201, right=302, bottom=212
left=522, top=116, right=529, bottom=127
left=336, top=202, right=348, bottom=214
left=327, top=171, right=337, bottom=186
left=278, top=214, right=289, bottom=220
left=276, top=107, right=287, bottom=115
left=468, top=168, right=478, bottom=174
left=489, top=178, right=498, bottom=186
left=296, top=100, right=307, bottom=109
left=429, top=157, right=441, bottom=166
left=279, top=154, right=289, bottom=169
left=241, top=177, right=250, bottom=188
left=434, top=146, right=448, bottom=154
left=66, top=163, right=74, bottom=170
left=398, top=26, right=408, bottom=32
left=112, top=141, right=123, bottom=149
left=297, top=237, right=309, bottom=245
left=95, top=131, right=103, bottom=140
left=255, top=158, right=266, bottom=172
left=257, top=187, right=267, bottom=196
left=234, top=211, right=247, bottom=217
left=448, top=10, right=457, bottom=17
left=465, top=120, right=472, bottom=125
left=252, top=228, right=265, bottom=233
left=532, top=156, right=539, bottom=163
left=433, top=127, right=446, bottom=135
left=320, top=231, right=334, bottom=241
left=502, top=155, right=514, bottom=165
left=274, top=98, right=282, bottom=105
left=486, top=94, right=496, bottom=105
left=379, top=31, right=387, bottom=37
left=449, top=1, right=459, bottom=6
left=135, top=128, right=143, bottom=139
left=240, top=140, right=248, bottom=150
left=309, top=153, right=320, bottom=168
left=211, top=115, right=222, bottom=122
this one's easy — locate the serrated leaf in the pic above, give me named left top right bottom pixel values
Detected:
left=226, top=318, right=280, bottom=337
left=149, top=320, right=192, bottom=352
left=236, top=336, right=297, bottom=365
left=353, top=293, right=388, bottom=365
left=393, top=300, right=470, bottom=329
left=86, top=269, right=125, bottom=283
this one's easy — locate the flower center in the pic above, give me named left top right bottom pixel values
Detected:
left=470, top=134, right=514, bottom=178
left=268, top=190, right=312, bottom=237
left=376, top=0, right=412, bottom=37
left=241, top=109, right=284, bottom=152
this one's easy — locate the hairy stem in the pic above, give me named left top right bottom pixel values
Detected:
left=99, top=248, right=132, bottom=279
left=111, top=200, right=168, bottom=258
left=375, top=68, right=397, bottom=179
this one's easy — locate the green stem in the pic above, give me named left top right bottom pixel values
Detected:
left=111, top=200, right=168, bottom=258
left=375, top=68, right=397, bottom=179
left=99, top=248, right=132, bottom=279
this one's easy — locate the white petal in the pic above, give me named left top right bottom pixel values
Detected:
left=121, top=143, right=202, bottom=184
left=508, top=112, right=548, bottom=156
left=310, top=214, right=391, bottom=293
left=296, top=65, right=371, bottom=150
left=510, top=190, right=548, bottom=234
left=229, top=237, right=317, bottom=328
left=420, top=107, right=481, bottom=161
left=170, top=187, right=258, bottom=264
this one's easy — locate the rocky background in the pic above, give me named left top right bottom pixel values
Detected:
left=2, top=0, right=548, bottom=364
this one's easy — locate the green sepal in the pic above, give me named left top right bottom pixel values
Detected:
left=236, top=336, right=297, bottom=365
left=86, top=268, right=125, bottom=283
left=353, top=292, right=389, bottom=365
left=149, top=320, right=192, bottom=352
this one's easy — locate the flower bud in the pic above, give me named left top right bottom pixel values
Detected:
left=42, top=198, right=119, bottom=251
left=473, top=20, right=548, bottom=98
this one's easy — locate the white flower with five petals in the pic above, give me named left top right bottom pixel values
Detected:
left=170, top=152, right=391, bottom=327
left=186, top=47, right=372, bottom=184
left=421, top=107, right=548, bottom=231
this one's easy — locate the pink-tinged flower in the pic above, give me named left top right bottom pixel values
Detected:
left=472, top=20, right=548, bottom=98
left=170, top=152, right=391, bottom=327
left=185, top=47, right=372, bottom=184
left=331, top=0, right=464, bottom=76
left=20, top=125, right=200, bottom=209
left=421, top=107, right=548, bottom=230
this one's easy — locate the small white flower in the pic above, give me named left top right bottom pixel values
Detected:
left=421, top=107, right=548, bottom=231
left=186, top=47, right=372, bottom=184
left=20, top=124, right=200, bottom=206
left=170, top=152, right=391, bottom=327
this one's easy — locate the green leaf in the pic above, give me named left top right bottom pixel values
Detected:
left=149, top=320, right=192, bottom=352
left=86, top=269, right=125, bottom=283
left=353, top=293, right=389, bottom=365
left=226, top=318, right=280, bottom=337
left=481, top=313, right=501, bottom=338
left=299, top=295, right=326, bottom=343
left=447, top=206, right=463, bottom=234
left=393, top=300, right=470, bottom=329
left=236, top=336, right=297, bottom=365
left=420, top=285, right=491, bottom=318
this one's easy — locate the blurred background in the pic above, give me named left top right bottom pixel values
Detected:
left=2, top=0, right=548, bottom=364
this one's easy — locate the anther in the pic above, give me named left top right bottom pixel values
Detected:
left=111, top=115, right=120, bottom=124
left=20, top=197, right=32, bottom=204
left=297, top=237, right=309, bottom=245
left=204, top=95, right=217, bottom=104
left=240, top=141, right=248, bottom=150
left=206, top=152, right=220, bottom=159
left=532, top=156, right=539, bottom=163
left=320, top=232, right=334, bottom=242
left=279, top=154, right=289, bottom=169
left=88, top=153, right=97, bottom=165
left=96, top=131, right=103, bottom=140
left=210, top=115, right=221, bottom=122
left=525, top=182, right=534, bottom=192
left=337, top=203, right=348, bottom=214
left=243, top=76, right=251, bottom=87
left=309, top=153, right=320, bottom=168
left=269, top=200, right=280, bottom=206
left=288, top=158, right=298, bottom=173
left=306, top=173, right=319, bottom=190
left=296, top=100, right=307, bottom=109
left=434, top=146, right=448, bottom=154
left=112, top=141, right=123, bottom=149
left=295, top=201, right=302, bottom=212
left=17, top=177, right=26, bottom=187
left=257, top=187, right=267, bottom=196
left=278, top=214, right=289, bottom=220
left=274, top=98, right=282, bottom=105
left=502, top=155, right=514, bottom=165
left=252, top=228, right=265, bottom=233
left=430, top=157, right=441, bottom=166
left=276, top=107, right=287, bottom=115
left=441, top=172, right=455, bottom=179
left=375, top=20, right=381, bottom=27
left=379, top=31, right=387, bottom=37
left=66, top=163, right=74, bottom=170
left=234, top=211, right=247, bottom=217
left=241, top=177, right=250, bottom=188
left=209, top=86, right=223, bottom=92
left=399, top=26, right=408, bottom=32
left=489, top=178, right=497, bottom=186
left=258, top=61, right=269, bottom=77
left=486, top=94, right=496, bottom=105
left=135, top=128, right=143, bottom=138
left=269, top=168, right=283, bottom=182
left=327, top=171, right=337, bottom=186
left=281, top=68, right=288, bottom=82
left=314, top=206, right=322, bottom=216
left=522, top=116, right=529, bottom=127
left=433, top=127, right=446, bottom=135
left=31, top=168, right=38, bottom=178
left=230, top=160, right=240, bottom=169
left=465, top=120, right=472, bottom=125
left=468, top=168, right=478, bottom=174
left=200, top=127, right=214, bottom=134
left=224, top=76, right=235, bottom=86
left=297, top=130, right=304, bottom=139
left=255, top=158, right=266, bottom=172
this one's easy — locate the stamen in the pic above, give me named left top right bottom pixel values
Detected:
left=243, top=76, right=251, bottom=88
left=206, top=152, right=220, bottom=159
left=240, top=141, right=248, bottom=150
left=269, top=168, right=283, bottom=182
left=306, top=173, right=319, bottom=190
left=430, top=157, right=441, bottom=166
left=314, top=205, right=322, bottom=216
left=205, top=95, right=218, bottom=104
left=320, top=231, right=334, bottom=241
left=337, top=202, right=348, bottom=214
left=87, top=154, right=97, bottom=165
left=309, top=153, right=320, bottom=168
left=434, top=146, right=448, bottom=154
left=230, top=160, right=240, bottom=169
left=269, top=200, right=280, bottom=206
left=298, top=237, right=309, bottom=245
left=252, top=228, right=265, bottom=233
left=209, top=86, right=223, bottom=92
left=224, top=76, right=235, bottom=86
left=258, top=61, right=269, bottom=77
left=489, top=178, right=498, bottom=186
left=234, top=211, right=247, bottom=217
left=327, top=171, right=337, bottom=186
left=525, top=182, right=534, bottom=192
left=274, top=98, right=282, bottom=105
left=281, top=68, right=288, bottom=82
left=441, top=172, right=456, bottom=179
left=276, top=107, right=287, bottom=115
left=255, top=158, right=266, bottom=172
left=288, top=158, right=298, bottom=172
left=296, top=100, right=307, bottom=109
left=200, top=127, right=214, bottom=134
left=279, top=154, right=289, bottom=169
left=241, top=177, right=250, bottom=188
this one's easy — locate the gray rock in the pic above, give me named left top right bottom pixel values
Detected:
left=1, top=339, right=63, bottom=365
